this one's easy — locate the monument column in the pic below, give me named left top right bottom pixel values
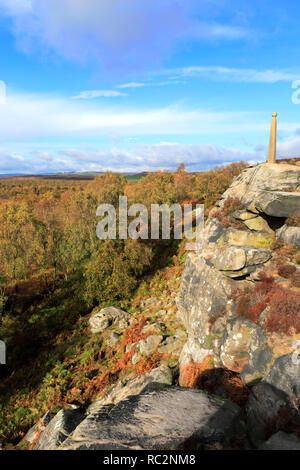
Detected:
left=268, top=112, right=277, bottom=164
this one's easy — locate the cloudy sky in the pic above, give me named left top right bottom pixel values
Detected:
left=1, top=0, right=300, bottom=174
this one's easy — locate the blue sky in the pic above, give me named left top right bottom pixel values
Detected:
left=1, top=0, right=300, bottom=174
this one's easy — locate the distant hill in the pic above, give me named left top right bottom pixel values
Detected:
left=0, top=171, right=149, bottom=182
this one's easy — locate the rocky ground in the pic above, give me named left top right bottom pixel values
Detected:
left=23, top=162, right=300, bottom=451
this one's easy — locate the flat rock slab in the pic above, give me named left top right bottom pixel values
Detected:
left=60, top=387, right=242, bottom=450
left=86, top=365, right=173, bottom=411
left=250, top=191, right=300, bottom=218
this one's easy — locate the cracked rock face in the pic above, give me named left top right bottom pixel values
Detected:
left=177, top=253, right=236, bottom=353
left=59, top=387, right=243, bottom=450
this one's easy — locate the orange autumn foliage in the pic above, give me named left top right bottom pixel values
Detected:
left=180, top=356, right=214, bottom=388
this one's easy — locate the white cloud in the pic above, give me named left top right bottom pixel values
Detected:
left=159, top=66, right=300, bottom=84
left=277, top=131, right=300, bottom=159
left=0, top=0, right=250, bottom=71
left=117, top=80, right=185, bottom=89
left=117, top=83, right=146, bottom=89
left=0, top=89, right=277, bottom=141
left=31, top=151, right=54, bottom=161
left=0, top=141, right=266, bottom=175
left=2, top=133, right=300, bottom=175
left=72, top=90, right=127, bottom=99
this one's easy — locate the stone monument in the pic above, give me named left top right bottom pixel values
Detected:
left=267, top=112, right=277, bottom=164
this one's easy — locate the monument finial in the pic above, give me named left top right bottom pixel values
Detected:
left=268, top=112, right=278, bottom=163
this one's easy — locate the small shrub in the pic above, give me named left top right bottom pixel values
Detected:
left=277, top=263, right=297, bottom=279
left=195, top=368, right=250, bottom=408
left=180, top=356, right=214, bottom=388
left=286, top=213, right=300, bottom=228
left=211, top=198, right=246, bottom=230
left=265, top=287, right=300, bottom=334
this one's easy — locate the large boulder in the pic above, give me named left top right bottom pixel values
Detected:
left=276, top=224, right=300, bottom=247
left=60, top=388, right=243, bottom=450
left=34, top=408, right=85, bottom=450
left=220, top=163, right=300, bottom=207
left=89, top=307, right=129, bottom=333
left=263, top=353, right=300, bottom=398
left=246, top=354, right=300, bottom=447
left=249, top=191, right=300, bottom=218
left=211, top=245, right=271, bottom=278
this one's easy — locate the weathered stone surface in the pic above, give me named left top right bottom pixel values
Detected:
left=232, top=210, right=258, bottom=221
left=259, top=431, right=300, bottom=450
left=34, top=409, right=85, bottom=450
left=276, top=224, right=300, bottom=247
left=246, top=354, right=300, bottom=447
left=220, top=164, right=300, bottom=207
left=218, top=228, right=273, bottom=249
left=241, top=327, right=273, bottom=385
left=250, top=191, right=300, bottom=218
left=158, top=331, right=187, bottom=354
left=211, top=246, right=247, bottom=272
left=246, top=382, right=288, bottom=447
left=60, top=388, right=243, bottom=450
left=89, top=307, right=129, bottom=333
left=243, top=215, right=273, bottom=233
left=137, top=335, right=163, bottom=356
left=204, top=218, right=224, bottom=246
left=177, top=253, right=236, bottom=362
left=107, top=332, right=120, bottom=347
left=87, top=365, right=173, bottom=412
left=263, top=353, right=300, bottom=398
left=142, top=322, right=164, bottom=335
left=211, top=245, right=271, bottom=278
